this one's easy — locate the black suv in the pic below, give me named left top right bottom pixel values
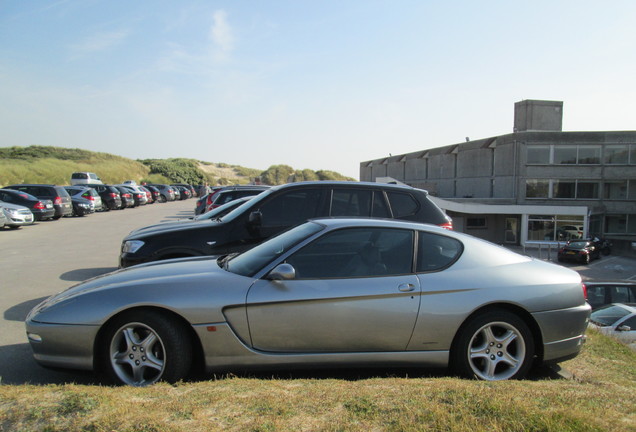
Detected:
left=5, top=184, right=72, bottom=219
left=120, top=181, right=452, bottom=267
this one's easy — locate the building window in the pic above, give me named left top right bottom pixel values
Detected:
left=554, top=146, right=577, bottom=164
left=528, top=215, right=585, bottom=241
left=527, top=146, right=550, bottom=164
left=605, top=145, right=629, bottom=164
left=466, top=217, right=487, bottom=229
left=630, top=144, right=636, bottom=164
left=526, top=180, right=549, bottom=198
left=629, top=215, right=636, bottom=234
left=527, top=144, right=605, bottom=165
left=604, top=181, right=628, bottom=200
left=577, top=182, right=599, bottom=199
left=553, top=180, right=576, bottom=198
left=630, top=180, right=636, bottom=200
left=578, top=146, right=601, bottom=164
left=605, top=215, right=628, bottom=233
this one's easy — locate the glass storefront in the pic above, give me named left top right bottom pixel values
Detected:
left=527, top=214, right=585, bottom=241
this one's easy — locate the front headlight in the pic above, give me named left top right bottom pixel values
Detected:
left=122, top=240, right=145, bottom=254
left=5, top=208, right=18, bottom=217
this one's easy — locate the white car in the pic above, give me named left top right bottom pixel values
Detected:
left=589, top=303, right=636, bottom=344
left=0, top=201, right=34, bottom=229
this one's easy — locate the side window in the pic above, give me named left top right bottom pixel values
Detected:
left=612, top=286, right=632, bottom=303
left=286, top=227, right=413, bottom=279
left=260, top=189, right=322, bottom=227
left=372, top=191, right=391, bottom=218
left=622, top=316, right=636, bottom=329
left=330, top=189, right=371, bottom=216
left=417, top=232, right=462, bottom=272
left=387, top=192, right=419, bottom=218
left=586, top=286, right=607, bottom=309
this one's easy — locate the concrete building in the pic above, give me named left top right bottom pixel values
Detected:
left=360, top=100, right=636, bottom=251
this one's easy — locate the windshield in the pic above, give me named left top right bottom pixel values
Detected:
left=193, top=197, right=253, bottom=221
left=225, top=221, right=324, bottom=277
left=590, top=305, right=630, bottom=326
left=219, top=187, right=277, bottom=223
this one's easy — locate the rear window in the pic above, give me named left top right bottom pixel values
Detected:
left=387, top=192, right=419, bottom=218
left=417, top=232, right=462, bottom=272
left=72, top=173, right=88, bottom=179
left=54, top=187, right=70, bottom=198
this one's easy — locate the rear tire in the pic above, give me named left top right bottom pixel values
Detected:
left=452, top=310, right=534, bottom=381
left=100, top=310, right=193, bottom=386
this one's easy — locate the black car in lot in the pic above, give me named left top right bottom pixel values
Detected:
left=76, top=184, right=123, bottom=210
left=120, top=181, right=453, bottom=267
left=557, top=240, right=601, bottom=264
left=115, top=186, right=135, bottom=208
left=0, top=189, right=56, bottom=221
left=5, top=184, right=72, bottom=219
left=70, top=196, right=94, bottom=216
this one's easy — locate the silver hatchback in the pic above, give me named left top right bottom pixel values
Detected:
left=64, top=186, right=103, bottom=212
left=1, top=201, right=34, bottom=229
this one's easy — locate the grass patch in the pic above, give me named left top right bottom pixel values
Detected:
left=1, top=328, right=634, bottom=431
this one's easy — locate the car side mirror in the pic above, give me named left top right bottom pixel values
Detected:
left=268, top=263, right=296, bottom=281
left=248, top=210, right=262, bottom=226
left=617, top=325, right=631, bottom=332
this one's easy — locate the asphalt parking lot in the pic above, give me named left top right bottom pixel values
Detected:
left=1, top=200, right=635, bottom=385
left=0, top=199, right=196, bottom=385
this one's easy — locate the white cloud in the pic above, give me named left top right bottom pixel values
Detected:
left=210, top=10, right=234, bottom=53
left=70, top=29, right=129, bottom=55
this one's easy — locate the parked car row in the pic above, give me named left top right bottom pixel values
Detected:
left=0, top=182, right=197, bottom=231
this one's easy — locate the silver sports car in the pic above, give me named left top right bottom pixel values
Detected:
left=26, top=218, right=590, bottom=386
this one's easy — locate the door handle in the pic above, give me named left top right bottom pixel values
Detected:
left=398, top=283, right=415, bottom=292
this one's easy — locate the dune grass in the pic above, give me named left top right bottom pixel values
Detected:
left=1, top=329, right=634, bottom=431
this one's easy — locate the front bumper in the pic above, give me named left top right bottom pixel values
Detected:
left=25, top=319, right=99, bottom=371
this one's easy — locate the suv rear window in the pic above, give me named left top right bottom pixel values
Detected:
left=387, top=192, right=419, bottom=218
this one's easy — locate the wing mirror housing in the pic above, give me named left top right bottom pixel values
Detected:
left=268, top=263, right=296, bottom=281
left=248, top=210, right=262, bottom=226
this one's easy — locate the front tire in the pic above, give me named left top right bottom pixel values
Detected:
left=101, top=310, right=193, bottom=386
left=452, top=310, right=534, bottom=381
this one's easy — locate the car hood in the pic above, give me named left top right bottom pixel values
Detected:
left=127, top=219, right=220, bottom=238
left=0, top=202, right=31, bottom=212
left=28, top=256, right=244, bottom=325
left=58, top=256, right=223, bottom=298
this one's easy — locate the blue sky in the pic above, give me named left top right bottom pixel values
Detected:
left=1, top=1, right=635, bottom=179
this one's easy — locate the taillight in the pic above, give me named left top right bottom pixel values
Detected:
left=33, top=201, right=46, bottom=210
left=53, top=196, right=62, bottom=205
left=582, top=283, right=588, bottom=300
left=109, top=193, right=118, bottom=198
left=438, top=221, right=453, bottom=230
left=82, top=192, right=95, bottom=201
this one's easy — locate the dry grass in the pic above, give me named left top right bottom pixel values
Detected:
left=1, top=329, right=634, bottom=431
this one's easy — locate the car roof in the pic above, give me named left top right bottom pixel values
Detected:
left=308, top=216, right=445, bottom=233
left=270, top=181, right=426, bottom=193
